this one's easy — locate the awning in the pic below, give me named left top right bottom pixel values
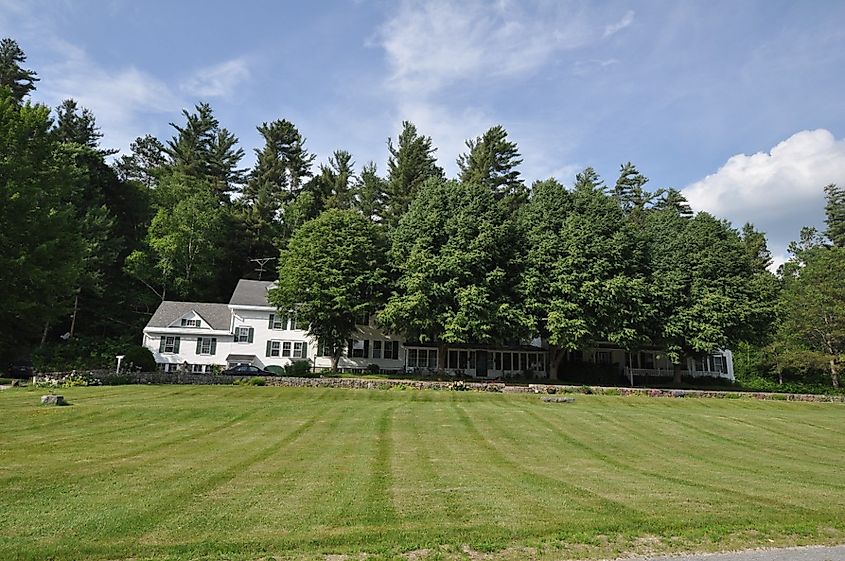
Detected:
left=226, top=354, right=257, bottom=362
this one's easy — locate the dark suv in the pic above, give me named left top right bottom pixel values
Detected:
left=222, top=364, right=271, bottom=376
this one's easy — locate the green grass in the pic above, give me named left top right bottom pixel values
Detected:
left=1, top=386, right=844, bottom=561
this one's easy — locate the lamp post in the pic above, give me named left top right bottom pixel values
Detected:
left=115, top=355, right=125, bottom=374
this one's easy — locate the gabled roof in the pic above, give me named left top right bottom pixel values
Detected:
left=229, top=279, right=274, bottom=307
left=145, top=301, right=232, bottom=331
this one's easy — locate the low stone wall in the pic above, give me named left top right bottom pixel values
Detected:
left=33, top=371, right=845, bottom=402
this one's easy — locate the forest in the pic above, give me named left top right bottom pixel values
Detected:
left=1, top=37, right=843, bottom=390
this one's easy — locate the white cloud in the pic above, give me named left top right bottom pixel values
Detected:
left=378, top=0, right=599, bottom=96
left=181, top=58, right=251, bottom=99
left=35, top=39, right=182, bottom=154
left=603, top=10, right=634, bottom=37
left=683, top=129, right=845, bottom=268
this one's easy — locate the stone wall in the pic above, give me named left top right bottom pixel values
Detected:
left=33, top=371, right=845, bottom=402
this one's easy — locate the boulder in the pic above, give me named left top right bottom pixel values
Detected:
left=541, top=396, right=575, bottom=404
left=40, top=394, right=66, bottom=406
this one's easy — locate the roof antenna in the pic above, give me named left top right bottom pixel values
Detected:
left=250, top=257, right=276, bottom=281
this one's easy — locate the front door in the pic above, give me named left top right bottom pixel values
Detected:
left=476, top=350, right=488, bottom=378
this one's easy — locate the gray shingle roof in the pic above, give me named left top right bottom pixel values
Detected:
left=145, top=301, right=232, bottom=331
left=229, top=279, right=274, bottom=307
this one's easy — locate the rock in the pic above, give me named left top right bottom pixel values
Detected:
left=541, top=396, right=575, bottom=404
left=40, top=394, right=66, bottom=406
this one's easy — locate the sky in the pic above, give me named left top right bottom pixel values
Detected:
left=3, top=0, right=845, bottom=268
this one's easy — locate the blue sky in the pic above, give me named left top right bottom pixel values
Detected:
left=3, top=0, right=845, bottom=266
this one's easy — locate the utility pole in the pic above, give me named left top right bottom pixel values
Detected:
left=250, top=257, right=276, bottom=281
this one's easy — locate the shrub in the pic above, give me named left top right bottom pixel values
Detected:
left=123, top=346, right=157, bottom=372
left=264, top=365, right=285, bottom=376
left=284, top=360, right=313, bottom=377
left=366, top=363, right=380, bottom=374
left=248, top=376, right=266, bottom=386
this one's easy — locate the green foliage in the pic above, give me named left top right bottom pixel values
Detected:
left=32, top=336, right=136, bottom=371
left=457, top=125, right=524, bottom=206
left=824, top=183, right=845, bottom=248
left=284, top=360, right=313, bottom=377
left=383, top=121, right=443, bottom=229
left=270, top=209, right=389, bottom=370
left=381, top=179, right=529, bottom=350
left=123, top=346, right=157, bottom=372
left=0, top=89, right=85, bottom=362
left=354, top=162, right=386, bottom=223
left=0, top=38, right=38, bottom=104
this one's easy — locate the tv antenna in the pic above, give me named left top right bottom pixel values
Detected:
left=250, top=257, right=276, bottom=280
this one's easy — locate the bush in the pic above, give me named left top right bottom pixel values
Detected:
left=123, top=346, right=156, bottom=372
left=284, top=360, right=313, bottom=377
left=234, top=376, right=266, bottom=386
left=32, top=336, right=136, bottom=371
left=366, top=363, right=380, bottom=374
left=264, top=365, right=285, bottom=376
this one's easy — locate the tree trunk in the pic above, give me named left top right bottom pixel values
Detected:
left=438, top=342, right=447, bottom=371
left=69, top=292, right=79, bottom=338
left=673, top=362, right=683, bottom=386
left=40, top=320, right=49, bottom=347
left=830, top=359, right=840, bottom=389
left=331, top=352, right=340, bottom=372
left=550, top=346, right=565, bottom=380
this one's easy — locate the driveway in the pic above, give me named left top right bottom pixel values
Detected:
left=634, top=545, right=845, bottom=561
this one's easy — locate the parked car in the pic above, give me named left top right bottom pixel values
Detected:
left=222, top=364, right=271, bottom=376
left=8, top=358, right=34, bottom=379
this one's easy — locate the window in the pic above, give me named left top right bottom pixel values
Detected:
left=234, top=327, right=253, bottom=343
left=282, top=342, right=291, bottom=357
left=349, top=339, right=368, bottom=358
left=319, top=340, right=334, bottom=357
left=196, top=337, right=216, bottom=355
left=596, top=351, right=611, bottom=365
left=269, top=313, right=288, bottom=330
left=267, top=341, right=281, bottom=357
left=181, top=318, right=200, bottom=327
left=372, top=340, right=382, bottom=359
left=408, top=348, right=437, bottom=368
left=159, top=336, right=180, bottom=354
left=293, top=341, right=307, bottom=359
left=503, top=352, right=513, bottom=371
left=427, top=349, right=438, bottom=369
left=290, top=315, right=303, bottom=330
left=383, top=340, right=399, bottom=360
left=448, top=350, right=458, bottom=369
left=355, top=312, right=371, bottom=326
left=640, top=352, right=655, bottom=369
left=191, top=364, right=205, bottom=373
left=711, top=355, right=727, bottom=374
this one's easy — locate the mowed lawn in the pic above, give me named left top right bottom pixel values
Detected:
left=1, top=386, right=844, bottom=561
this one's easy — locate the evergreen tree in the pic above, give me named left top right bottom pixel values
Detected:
left=613, top=162, right=653, bottom=214
left=115, top=134, right=167, bottom=189
left=740, top=223, right=773, bottom=272
left=54, top=99, right=106, bottom=150
left=652, top=187, right=693, bottom=218
left=383, top=121, right=443, bottom=229
left=320, top=150, right=355, bottom=210
left=0, top=38, right=38, bottom=104
left=354, top=162, right=386, bottom=223
left=824, top=183, right=845, bottom=247
left=457, top=125, right=524, bottom=204
left=165, top=103, right=245, bottom=202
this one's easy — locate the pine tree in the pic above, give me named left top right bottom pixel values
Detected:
left=354, top=162, right=386, bottom=223
left=384, top=121, right=443, bottom=229
left=321, top=150, right=355, bottom=210
left=0, top=38, right=38, bottom=104
left=115, top=134, right=167, bottom=188
left=740, top=223, right=773, bottom=272
left=652, top=187, right=693, bottom=218
left=824, top=183, right=845, bottom=247
left=613, top=162, right=652, bottom=213
left=457, top=125, right=524, bottom=203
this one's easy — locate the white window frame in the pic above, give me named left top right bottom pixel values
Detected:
left=235, top=327, right=251, bottom=343
left=163, top=336, right=178, bottom=353
left=269, top=341, right=281, bottom=357
left=198, top=338, right=214, bottom=355
left=293, top=342, right=305, bottom=359
left=282, top=341, right=292, bottom=357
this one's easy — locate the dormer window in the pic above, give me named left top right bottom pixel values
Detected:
left=181, top=318, right=201, bottom=327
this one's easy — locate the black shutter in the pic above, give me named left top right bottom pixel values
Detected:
left=159, top=337, right=165, bottom=353
left=247, top=328, right=254, bottom=343
left=210, top=338, right=217, bottom=355
left=363, top=340, right=369, bottom=359
left=173, top=337, right=180, bottom=353
left=392, top=341, right=399, bottom=359
left=347, top=339, right=353, bottom=356
left=196, top=338, right=202, bottom=354
left=301, top=342, right=308, bottom=358
left=266, top=341, right=272, bottom=357
left=268, top=314, right=275, bottom=329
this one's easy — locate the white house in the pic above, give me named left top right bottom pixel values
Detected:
left=142, top=279, right=734, bottom=381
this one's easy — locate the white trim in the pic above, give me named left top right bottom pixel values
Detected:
left=144, top=327, right=232, bottom=336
